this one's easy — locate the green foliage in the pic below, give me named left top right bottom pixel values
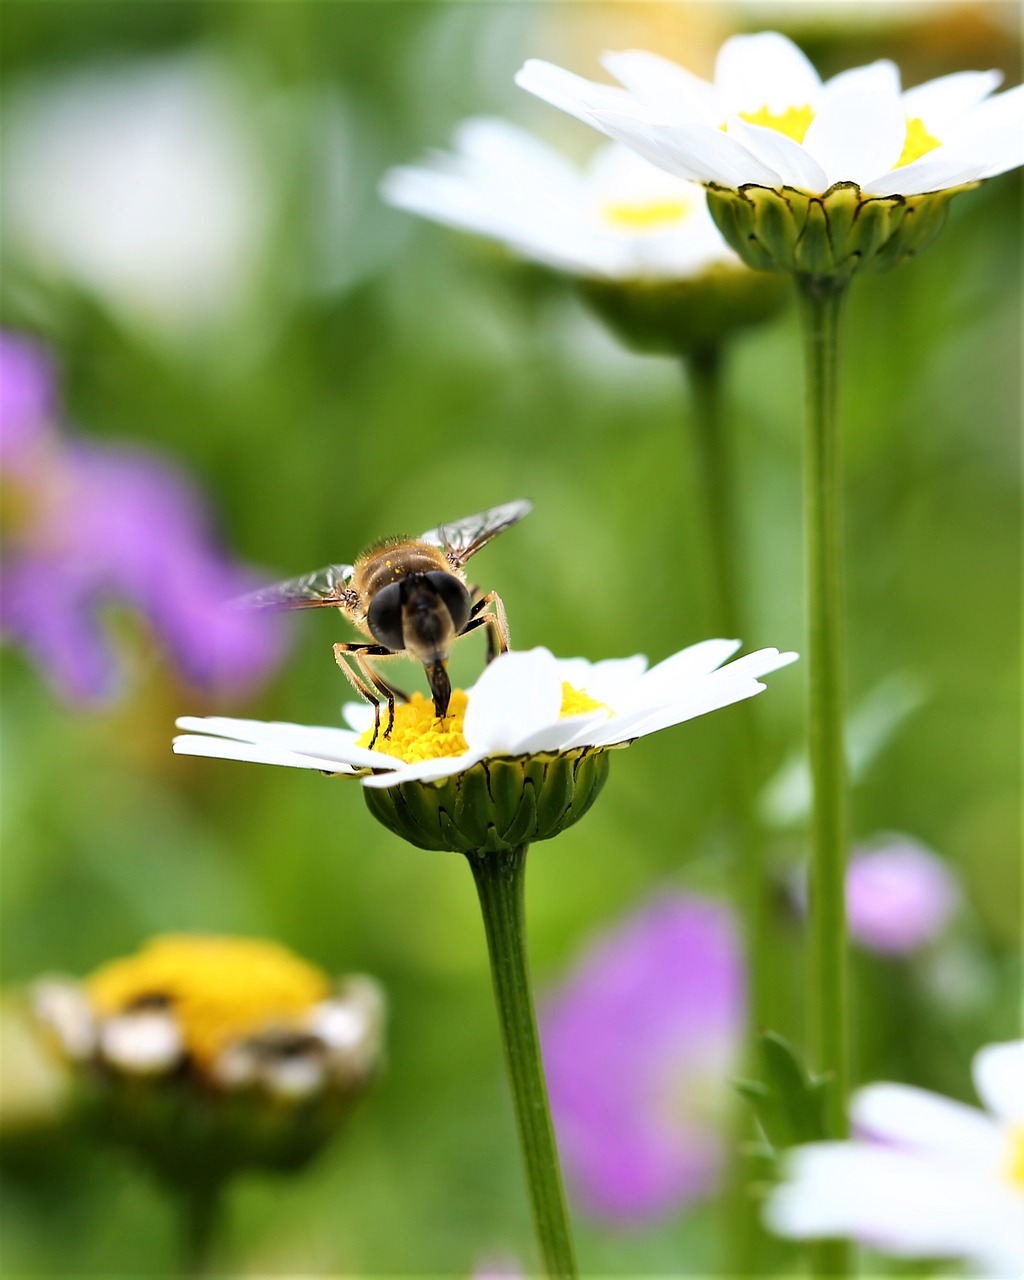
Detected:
left=736, top=1031, right=830, bottom=1153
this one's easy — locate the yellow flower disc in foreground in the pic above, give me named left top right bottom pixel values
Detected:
left=87, top=936, right=330, bottom=1068
left=356, top=684, right=609, bottom=764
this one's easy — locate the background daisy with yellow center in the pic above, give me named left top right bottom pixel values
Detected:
left=517, top=30, right=1023, bottom=201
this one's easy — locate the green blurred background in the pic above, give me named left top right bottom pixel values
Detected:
left=1, top=2, right=1019, bottom=1274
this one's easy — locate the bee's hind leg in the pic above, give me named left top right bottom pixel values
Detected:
left=465, top=590, right=511, bottom=662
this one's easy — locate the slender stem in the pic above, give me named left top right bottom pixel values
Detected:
left=465, top=845, right=578, bottom=1279
left=685, top=345, right=776, bottom=1275
left=796, top=275, right=851, bottom=1277
left=684, top=345, right=776, bottom=1032
left=686, top=345, right=743, bottom=639
left=177, top=1179, right=223, bottom=1279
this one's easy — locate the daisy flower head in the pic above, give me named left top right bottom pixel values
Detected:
left=32, top=935, right=385, bottom=1177
left=517, top=31, right=1024, bottom=279
left=174, top=641, right=797, bottom=855
left=381, top=119, right=788, bottom=352
left=764, top=1039, right=1024, bottom=1277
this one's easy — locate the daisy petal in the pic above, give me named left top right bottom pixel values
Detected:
left=449, top=117, right=579, bottom=195
left=766, top=1142, right=1024, bottom=1274
left=861, top=152, right=987, bottom=196
left=554, top=654, right=649, bottom=707
left=511, top=711, right=611, bottom=756
left=902, top=69, right=1003, bottom=133
left=515, top=60, right=648, bottom=131
left=851, top=1083, right=1002, bottom=1167
left=586, top=112, right=783, bottom=188
left=803, top=63, right=906, bottom=186
left=725, top=117, right=829, bottom=191
left=715, top=32, right=822, bottom=116
left=463, top=647, right=563, bottom=755
left=600, top=49, right=718, bottom=124
left=972, top=1040, right=1024, bottom=1125
left=174, top=714, right=401, bottom=768
left=359, top=751, right=485, bottom=789
left=580, top=674, right=768, bottom=748
left=172, top=734, right=356, bottom=774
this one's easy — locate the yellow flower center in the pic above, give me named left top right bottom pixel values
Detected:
left=356, top=683, right=609, bottom=764
left=1008, top=1126, right=1024, bottom=1188
left=559, top=682, right=608, bottom=717
left=602, top=198, right=692, bottom=231
left=738, top=103, right=816, bottom=144
left=86, top=935, right=330, bottom=1068
left=730, top=105, right=940, bottom=170
left=896, top=116, right=941, bottom=168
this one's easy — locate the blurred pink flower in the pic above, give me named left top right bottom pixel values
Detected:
left=845, top=837, right=960, bottom=955
left=0, top=329, right=287, bottom=702
left=540, top=894, right=744, bottom=1224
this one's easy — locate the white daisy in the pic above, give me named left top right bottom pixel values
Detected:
left=764, top=1039, right=1024, bottom=1277
left=381, top=118, right=740, bottom=281
left=516, top=31, right=1023, bottom=199
left=174, top=640, right=797, bottom=790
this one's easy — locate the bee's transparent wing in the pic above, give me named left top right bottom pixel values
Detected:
left=232, top=564, right=357, bottom=611
left=419, top=499, right=533, bottom=568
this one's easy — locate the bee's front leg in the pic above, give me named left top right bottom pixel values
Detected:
left=333, top=641, right=396, bottom=749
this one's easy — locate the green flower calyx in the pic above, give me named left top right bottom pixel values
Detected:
left=706, top=181, right=975, bottom=281
left=358, top=687, right=611, bottom=853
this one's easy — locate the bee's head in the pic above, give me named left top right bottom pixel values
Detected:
left=366, top=572, right=472, bottom=717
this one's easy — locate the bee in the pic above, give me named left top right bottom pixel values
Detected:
left=236, top=500, right=532, bottom=746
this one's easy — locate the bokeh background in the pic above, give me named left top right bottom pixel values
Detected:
left=1, top=1, right=1019, bottom=1274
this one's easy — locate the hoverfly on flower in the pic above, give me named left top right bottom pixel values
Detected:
left=235, top=500, right=531, bottom=745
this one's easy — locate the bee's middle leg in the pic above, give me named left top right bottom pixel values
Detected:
left=467, top=591, right=511, bottom=661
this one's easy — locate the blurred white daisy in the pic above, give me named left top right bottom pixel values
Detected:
left=517, top=31, right=1023, bottom=200
left=174, top=641, right=797, bottom=790
left=382, top=118, right=740, bottom=281
left=2, top=57, right=270, bottom=334
left=764, top=1039, right=1024, bottom=1277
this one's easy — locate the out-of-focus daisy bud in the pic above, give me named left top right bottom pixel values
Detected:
left=28, top=936, right=386, bottom=1183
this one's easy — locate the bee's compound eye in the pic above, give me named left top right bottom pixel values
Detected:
left=425, top=572, right=471, bottom=633
left=366, top=582, right=404, bottom=651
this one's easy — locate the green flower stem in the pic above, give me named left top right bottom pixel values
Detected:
left=465, top=844, right=578, bottom=1279
left=685, top=345, right=774, bottom=1277
left=177, top=1179, right=223, bottom=1279
left=684, top=345, right=774, bottom=1023
left=796, top=274, right=851, bottom=1278
left=685, top=346, right=742, bottom=641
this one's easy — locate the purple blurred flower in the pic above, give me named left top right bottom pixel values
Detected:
left=790, top=835, right=959, bottom=956
left=540, top=894, right=745, bottom=1225
left=0, top=330, right=287, bottom=702
left=0, top=331, right=60, bottom=476
left=845, top=837, right=960, bottom=955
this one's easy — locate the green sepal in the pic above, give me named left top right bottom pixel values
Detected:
left=734, top=1030, right=831, bottom=1153
left=363, top=749, right=610, bottom=854
left=579, top=263, right=788, bottom=356
left=707, top=181, right=978, bottom=282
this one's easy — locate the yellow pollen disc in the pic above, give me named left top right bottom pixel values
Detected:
left=86, top=936, right=330, bottom=1068
left=896, top=115, right=941, bottom=168
left=736, top=103, right=815, bottom=144
left=1008, top=1126, right=1024, bottom=1188
left=559, top=682, right=609, bottom=718
left=357, top=690, right=471, bottom=763
left=602, top=199, right=691, bottom=231
left=356, top=683, right=610, bottom=765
